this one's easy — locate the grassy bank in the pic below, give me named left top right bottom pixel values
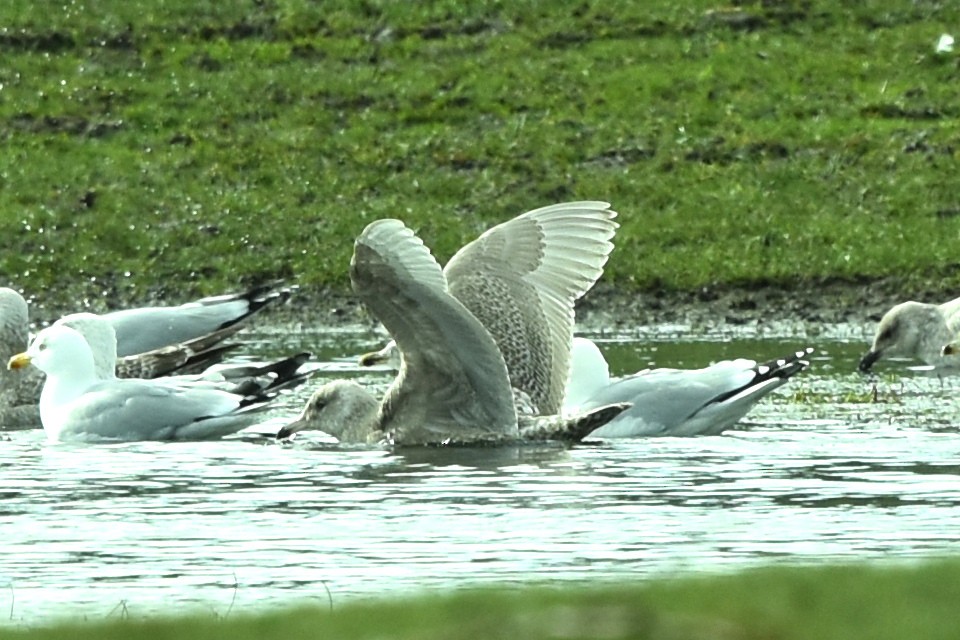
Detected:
left=4, top=558, right=959, bottom=639
left=1, top=1, right=959, bottom=316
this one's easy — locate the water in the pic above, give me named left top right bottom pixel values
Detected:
left=3, top=321, right=960, bottom=624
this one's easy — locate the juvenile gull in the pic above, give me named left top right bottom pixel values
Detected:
left=564, top=338, right=813, bottom=437
left=859, top=298, right=960, bottom=374
left=7, top=324, right=294, bottom=442
left=279, top=203, right=626, bottom=445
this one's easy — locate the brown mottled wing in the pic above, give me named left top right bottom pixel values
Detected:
left=115, top=326, right=242, bottom=379
left=444, top=202, right=618, bottom=414
left=350, top=219, right=517, bottom=444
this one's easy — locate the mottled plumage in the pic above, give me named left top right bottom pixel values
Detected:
left=280, top=203, right=625, bottom=445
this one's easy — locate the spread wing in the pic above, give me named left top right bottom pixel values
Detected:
left=350, top=219, right=517, bottom=444
left=444, top=201, right=617, bottom=414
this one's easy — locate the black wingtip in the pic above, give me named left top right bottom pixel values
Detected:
left=212, top=281, right=298, bottom=332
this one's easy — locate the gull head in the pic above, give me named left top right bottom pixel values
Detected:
left=7, top=324, right=95, bottom=377
left=859, top=301, right=931, bottom=372
left=54, top=312, right=120, bottom=380
left=276, top=379, right=379, bottom=442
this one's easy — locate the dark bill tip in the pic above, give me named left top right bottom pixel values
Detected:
left=858, top=350, right=881, bottom=373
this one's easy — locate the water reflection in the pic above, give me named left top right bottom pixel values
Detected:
left=3, top=326, right=960, bottom=624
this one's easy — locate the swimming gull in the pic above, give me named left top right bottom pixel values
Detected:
left=278, top=206, right=627, bottom=445
left=0, top=288, right=264, bottom=429
left=563, top=337, right=813, bottom=437
left=7, top=324, right=298, bottom=442
left=0, top=288, right=38, bottom=428
left=859, top=298, right=960, bottom=375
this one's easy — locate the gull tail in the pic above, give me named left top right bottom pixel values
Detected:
left=211, top=281, right=297, bottom=332
left=519, top=402, right=631, bottom=442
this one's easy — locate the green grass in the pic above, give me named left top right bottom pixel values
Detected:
left=5, top=558, right=960, bottom=639
left=1, top=0, right=959, bottom=313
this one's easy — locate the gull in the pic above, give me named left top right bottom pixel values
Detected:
left=358, top=338, right=813, bottom=437
left=278, top=202, right=627, bottom=445
left=0, top=288, right=257, bottom=429
left=859, top=298, right=960, bottom=375
left=0, top=288, right=35, bottom=428
left=7, top=324, right=300, bottom=442
left=563, top=338, right=813, bottom=437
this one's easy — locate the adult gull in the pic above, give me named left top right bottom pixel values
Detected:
left=0, top=288, right=268, bottom=429
left=103, top=282, right=292, bottom=356
left=7, top=324, right=299, bottom=442
left=563, top=338, right=813, bottom=437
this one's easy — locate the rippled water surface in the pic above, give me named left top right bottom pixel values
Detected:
left=4, top=321, right=960, bottom=624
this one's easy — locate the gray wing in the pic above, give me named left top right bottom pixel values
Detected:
left=57, top=379, right=253, bottom=441
left=584, top=353, right=810, bottom=437
left=350, top=219, right=517, bottom=444
left=105, top=283, right=292, bottom=357
left=444, top=202, right=618, bottom=414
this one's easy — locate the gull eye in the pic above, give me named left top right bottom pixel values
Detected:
left=37, top=342, right=47, bottom=351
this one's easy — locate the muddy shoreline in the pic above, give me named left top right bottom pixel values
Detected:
left=24, top=277, right=923, bottom=337
left=218, top=278, right=919, bottom=334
